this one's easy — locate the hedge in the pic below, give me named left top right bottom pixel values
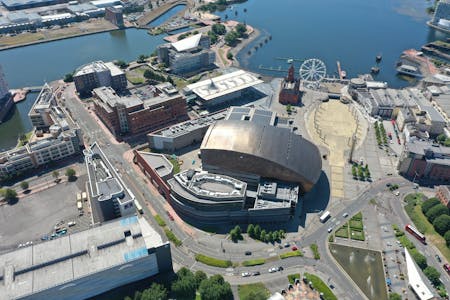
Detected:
left=280, top=250, right=304, bottom=259
left=164, top=228, right=182, bottom=246
left=242, top=259, right=266, bottom=266
left=155, top=214, right=166, bottom=227
left=195, top=254, right=232, bottom=268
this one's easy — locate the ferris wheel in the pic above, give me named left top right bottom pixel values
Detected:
left=299, top=58, right=327, bottom=83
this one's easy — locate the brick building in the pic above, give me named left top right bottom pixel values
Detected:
left=279, top=64, right=301, bottom=105
left=436, top=185, right=450, bottom=208
left=93, top=83, right=188, bottom=137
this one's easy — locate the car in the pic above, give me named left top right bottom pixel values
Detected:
left=67, top=221, right=76, bottom=227
left=386, top=183, right=392, bottom=187
left=327, top=227, right=333, bottom=233
left=291, top=246, right=298, bottom=251
left=241, top=272, right=251, bottom=277
left=245, top=251, right=252, bottom=256
left=268, top=267, right=278, bottom=273
left=394, top=191, right=400, bottom=196
left=284, top=243, right=290, bottom=248
left=444, top=263, right=450, bottom=274
left=252, top=271, right=260, bottom=276
left=342, top=212, right=349, bottom=218
left=436, top=255, right=442, bottom=263
left=278, top=266, right=284, bottom=271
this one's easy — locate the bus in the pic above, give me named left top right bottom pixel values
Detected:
left=134, top=200, right=144, bottom=214
left=320, top=211, right=331, bottom=223
left=405, top=224, right=426, bottom=244
left=76, top=192, right=82, bottom=203
left=81, top=192, right=87, bottom=202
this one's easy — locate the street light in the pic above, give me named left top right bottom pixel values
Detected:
left=412, top=171, right=419, bottom=184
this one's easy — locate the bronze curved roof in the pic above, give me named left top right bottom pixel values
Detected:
left=200, top=120, right=322, bottom=192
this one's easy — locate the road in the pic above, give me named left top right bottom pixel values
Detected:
left=60, top=83, right=450, bottom=298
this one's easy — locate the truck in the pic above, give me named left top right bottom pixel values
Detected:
left=76, top=192, right=82, bottom=203
left=320, top=211, right=331, bottom=223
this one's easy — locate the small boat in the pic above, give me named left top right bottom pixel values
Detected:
left=376, top=54, right=382, bottom=62
left=340, top=70, right=347, bottom=78
left=371, top=66, right=380, bottom=74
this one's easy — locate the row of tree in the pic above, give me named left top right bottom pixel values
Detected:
left=224, top=23, right=247, bottom=47
left=374, top=121, right=387, bottom=146
left=247, top=224, right=286, bottom=243
left=125, top=268, right=233, bottom=300
left=421, top=198, right=450, bottom=245
left=351, top=163, right=370, bottom=181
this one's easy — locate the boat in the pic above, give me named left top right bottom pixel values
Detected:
left=340, top=70, right=347, bottom=78
left=396, top=63, right=423, bottom=78
left=376, top=54, right=382, bottom=62
left=371, top=66, right=380, bottom=74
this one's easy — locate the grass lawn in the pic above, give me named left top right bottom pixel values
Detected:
left=349, top=219, right=363, bottom=230
left=310, top=243, right=320, bottom=260
left=16, top=131, right=33, bottom=147
left=195, top=254, right=232, bottom=268
left=238, top=283, right=270, bottom=300
left=288, top=273, right=301, bottom=284
left=304, top=272, right=337, bottom=300
left=280, top=250, right=303, bottom=259
left=351, top=211, right=363, bottom=221
left=242, top=259, right=266, bottom=266
left=350, top=229, right=365, bottom=241
left=335, top=223, right=349, bottom=238
left=169, top=157, right=181, bottom=174
left=404, top=193, right=450, bottom=262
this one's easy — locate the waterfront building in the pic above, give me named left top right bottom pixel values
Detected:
left=93, top=83, right=188, bottom=137
left=398, top=138, right=450, bottom=182
left=279, top=64, right=301, bottom=105
left=68, top=3, right=104, bottom=17
left=84, top=142, right=135, bottom=222
left=147, top=110, right=226, bottom=152
left=0, top=65, right=13, bottom=123
left=0, top=215, right=173, bottom=300
left=157, top=33, right=216, bottom=76
left=0, top=85, right=82, bottom=179
left=183, top=70, right=263, bottom=108
left=432, top=0, right=450, bottom=30
left=90, top=0, right=121, bottom=8
left=73, top=61, right=127, bottom=96
left=105, top=6, right=124, bottom=27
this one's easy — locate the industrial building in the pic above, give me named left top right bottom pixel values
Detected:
left=73, top=61, right=127, bottom=95
left=85, top=142, right=135, bottom=222
left=157, top=33, right=216, bottom=75
left=183, top=70, right=263, bottom=108
left=147, top=110, right=226, bottom=152
left=1, top=0, right=68, bottom=10
left=93, top=83, right=188, bottom=137
left=105, top=6, right=123, bottom=27
left=398, top=138, right=450, bottom=182
left=0, top=84, right=83, bottom=179
left=0, top=215, right=173, bottom=300
left=279, top=64, right=301, bottom=105
left=137, top=106, right=322, bottom=224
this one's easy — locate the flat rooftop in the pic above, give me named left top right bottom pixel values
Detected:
left=225, top=106, right=276, bottom=126
left=137, top=152, right=173, bottom=178
left=186, top=70, right=263, bottom=101
left=75, top=61, right=109, bottom=76
left=0, top=216, right=164, bottom=300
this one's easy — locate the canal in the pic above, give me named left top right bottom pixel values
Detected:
left=0, top=0, right=448, bottom=149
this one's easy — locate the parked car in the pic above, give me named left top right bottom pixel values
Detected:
left=268, top=267, right=278, bottom=273
left=394, top=191, right=400, bottom=196
left=278, top=266, right=284, bottom=271
left=342, top=212, right=349, bottom=218
left=291, top=246, right=298, bottom=251
left=327, top=227, right=333, bottom=233
left=284, top=243, right=290, bottom=248
left=241, top=272, right=251, bottom=277
left=436, top=255, right=442, bottom=263
left=245, top=251, right=252, bottom=255
left=252, top=271, right=260, bottom=276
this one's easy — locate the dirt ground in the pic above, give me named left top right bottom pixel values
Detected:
left=306, top=100, right=367, bottom=198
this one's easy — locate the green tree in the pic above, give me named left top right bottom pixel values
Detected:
left=352, top=165, right=357, bottom=178
left=137, top=54, right=148, bottom=63
left=52, top=170, right=60, bottom=182
left=224, top=31, right=238, bottom=46
left=65, top=168, right=76, bottom=181
left=211, top=23, right=226, bottom=35
left=140, top=283, right=167, bottom=300
left=433, top=214, right=450, bottom=235
left=172, top=268, right=196, bottom=300
left=389, top=293, right=402, bottom=300
left=273, top=230, right=279, bottom=241
left=166, top=76, right=174, bottom=85
left=267, top=231, right=274, bottom=243
left=260, top=229, right=267, bottom=242
left=207, top=31, right=218, bottom=44
left=242, top=290, right=267, bottom=300
left=114, top=60, right=128, bottom=69
left=63, top=73, right=74, bottom=83
left=438, top=133, right=447, bottom=143
left=254, top=224, right=261, bottom=239
left=424, top=266, right=441, bottom=286
left=247, top=224, right=255, bottom=237
left=426, top=204, right=449, bottom=223
left=278, top=229, right=285, bottom=239
left=358, top=166, right=364, bottom=180
left=124, top=296, right=132, bottom=300
left=235, top=23, right=247, bottom=37
left=199, top=275, right=233, bottom=300
left=194, top=270, right=207, bottom=289
left=226, top=52, right=233, bottom=60
left=286, top=104, right=292, bottom=113
left=3, top=188, right=17, bottom=203
left=133, top=291, right=142, bottom=300
left=445, top=230, right=450, bottom=247
left=20, top=181, right=29, bottom=191
left=410, top=249, right=427, bottom=270
left=422, top=198, right=441, bottom=214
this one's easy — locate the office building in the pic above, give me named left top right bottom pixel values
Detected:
left=0, top=215, right=172, bottom=300
left=93, top=83, right=188, bottom=136
left=157, top=33, right=215, bottom=75
left=432, top=0, right=450, bottom=31
left=73, top=61, right=127, bottom=95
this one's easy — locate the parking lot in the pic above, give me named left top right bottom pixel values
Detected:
left=0, top=179, right=89, bottom=253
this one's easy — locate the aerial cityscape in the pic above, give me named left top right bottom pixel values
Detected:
left=1, top=0, right=450, bottom=299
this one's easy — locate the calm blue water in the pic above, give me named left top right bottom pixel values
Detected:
left=0, top=0, right=448, bottom=149
left=217, top=0, right=449, bottom=88
left=147, top=4, right=186, bottom=27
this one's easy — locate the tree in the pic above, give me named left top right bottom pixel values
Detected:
left=445, top=230, right=450, bottom=247
left=260, top=229, right=267, bottom=242
left=211, top=23, right=226, bottom=35
left=286, top=104, right=292, bottom=113
left=137, top=54, right=148, bottom=63
left=426, top=204, right=449, bottom=223
left=52, top=170, right=59, bottom=182
left=352, top=165, right=357, bottom=178
left=172, top=268, right=196, bottom=300
left=65, top=168, right=76, bottom=181
left=148, top=2, right=152, bottom=9
left=114, top=60, right=128, bottom=69
left=166, top=76, right=174, bottom=85
left=194, top=270, right=207, bottom=289
left=242, top=290, right=267, bottom=300
left=140, top=283, right=167, bottom=300
left=63, top=73, right=74, bottom=83
left=410, top=249, right=427, bottom=270
left=422, top=198, right=441, bottom=214
left=247, top=224, right=255, bottom=237
left=254, top=224, right=261, bottom=239
left=3, top=188, right=17, bottom=203
left=199, top=275, right=233, bottom=300
left=230, top=225, right=242, bottom=242
left=424, top=266, right=441, bottom=286
left=433, top=214, right=450, bottom=235
left=20, top=181, right=29, bottom=191
left=226, top=52, right=233, bottom=60
left=267, top=231, right=274, bottom=243
left=389, top=293, right=402, bottom=300
left=224, top=31, right=238, bottom=46
left=272, top=230, right=279, bottom=241
left=437, top=133, right=446, bottom=143
left=235, top=23, right=247, bottom=37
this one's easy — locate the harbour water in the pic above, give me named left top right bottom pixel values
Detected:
left=0, top=0, right=448, bottom=149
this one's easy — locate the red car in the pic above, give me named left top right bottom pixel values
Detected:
left=291, top=246, right=298, bottom=251
left=444, top=263, right=450, bottom=275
